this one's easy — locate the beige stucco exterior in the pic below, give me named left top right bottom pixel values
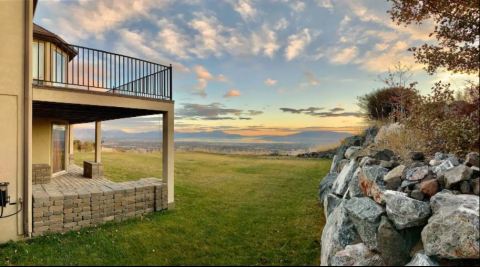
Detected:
left=32, top=118, right=52, bottom=165
left=0, top=0, right=174, bottom=244
left=0, top=0, right=32, bottom=243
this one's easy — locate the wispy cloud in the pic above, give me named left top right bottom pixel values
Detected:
left=264, top=78, right=278, bottom=86
left=280, top=106, right=362, bottom=118
left=177, top=103, right=262, bottom=120
left=233, top=0, right=257, bottom=21
left=193, top=65, right=227, bottom=97
left=301, top=71, right=320, bottom=87
left=285, top=28, right=312, bottom=61
left=224, top=89, right=242, bottom=98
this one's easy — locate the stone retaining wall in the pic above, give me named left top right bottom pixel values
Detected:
left=32, top=164, right=51, bottom=184
left=32, top=178, right=167, bottom=236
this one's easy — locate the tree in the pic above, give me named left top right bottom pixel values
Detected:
left=388, top=0, right=480, bottom=74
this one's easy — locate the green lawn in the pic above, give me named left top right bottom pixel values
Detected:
left=0, top=151, right=329, bottom=266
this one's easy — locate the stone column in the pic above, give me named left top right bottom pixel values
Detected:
left=162, top=110, right=174, bottom=208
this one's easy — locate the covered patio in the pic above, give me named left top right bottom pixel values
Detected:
left=32, top=164, right=167, bottom=236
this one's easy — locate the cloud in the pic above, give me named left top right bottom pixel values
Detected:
left=156, top=19, right=190, bottom=59
left=264, top=78, right=278, bottom=86
left=290, top=1, right=306, bottom=13
left=330, top=46, right=358, bottom=64
left=285, top=28, right=312, bottom=61
left=317, top=0, right=333, bottom=11
left=251, top=25, right=280, bottom=58
left=301, top=71, right=320, bottom=87
left=224, top=89, right=242, bottom=98
left=274, top=18, right=289, bottom=31
left=177, top=103, right=263, bottom=120
left=233, top=0, right=257, bottom=21
left=280, top=106, right=362, bottom=118
left=193, top=65, right=227, bottom=97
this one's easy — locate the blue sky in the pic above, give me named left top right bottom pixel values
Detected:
left=34, top=0, right=475, bottom=136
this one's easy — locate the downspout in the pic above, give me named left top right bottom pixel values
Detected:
left=23, top=0, right=33, bottom=237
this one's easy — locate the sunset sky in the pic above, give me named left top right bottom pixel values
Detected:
left=34, top=0, right=476, bottom=136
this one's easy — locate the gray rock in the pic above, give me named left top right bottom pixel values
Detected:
left=348, top=168, right=364, bottom=198
left=345, top=197, right=384, bottom=249
left=383, top=164, right=405, bottom=190
left=384, top=190, right=431, bottom=230
left=443, top=165, right=473, bottom=189
left=363, top=126, right=379, bottom=146
left=410, top=189, right=425, bottom=201
left=406, top=166, right=429, bottom=181
left=401, top=179, right=419, bottom=190
left=465, top=152, right=479, bottom=167
left=432, top=158, right=456, bottom=174
left=331, top=159, right=358, bottom=196
left=324, top=193, right=342, bottom=218
left=337, top=159, right=350, bottom=173
left=460, top=180, right=471, bottom=194
left=429, top=159, right=442, bottom=166
left=373, top=149, right=394, bottom=161
left=422, top=191, right=479, bottom=259
left=379, top=160, right=397, bottom=169
left=319, top=172, right=338, bottom=202
left=358, top=165, right=389, bottom=204
left=434, top=152, right=447, bottom=161
left=345, top=146, right=362, bottom=159
left=376, top=216, right=411, bottom=266
left=330, top=155, right=340, bottom=174
left=359, top=156, right=378, bottom=167
left=446, top=154, right=460, bottom=166
left=320, top=202, right=360, bottom=266
left=406, top=252, right=439, bottom=266
left=330, top=243, right=384, bottom=266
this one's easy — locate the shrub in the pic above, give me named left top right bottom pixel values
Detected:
left=357, top=86, right=417, bottom=121
left=396, top=82, right=479, bottom=156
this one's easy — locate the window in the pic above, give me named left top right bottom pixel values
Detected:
left=32, top=41, right=44, bottom=80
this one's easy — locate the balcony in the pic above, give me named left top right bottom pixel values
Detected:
left=32, top=42, right=172, bottom=101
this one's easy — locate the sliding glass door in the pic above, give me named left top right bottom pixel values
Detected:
left=52, top=124, right=66, bottom=174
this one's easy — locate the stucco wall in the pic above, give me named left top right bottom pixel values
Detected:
left=0, top=0, right=29, bottom=243
left=32, top=118, right=52, bottom=165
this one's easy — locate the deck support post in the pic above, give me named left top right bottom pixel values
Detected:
left=68, top=124, right=74, bottom=165
left=95, top=121, right=101, bottom=163
left=162, top=110, right=174, bottom=208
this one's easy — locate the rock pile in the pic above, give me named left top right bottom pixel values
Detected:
left=319, top=126, right=480, bottom=266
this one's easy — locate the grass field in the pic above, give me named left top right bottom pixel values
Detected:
left=0, top=151, right=329, bottom=265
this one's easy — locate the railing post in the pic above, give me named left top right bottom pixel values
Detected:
left=169, top=64, right=172, bottom=100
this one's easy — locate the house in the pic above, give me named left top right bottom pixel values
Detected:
left=0, top=0, right=174, bottom=243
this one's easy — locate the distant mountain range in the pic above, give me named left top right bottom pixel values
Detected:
left=74, top=128, right=351, bottom=145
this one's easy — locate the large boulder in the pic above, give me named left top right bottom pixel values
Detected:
left=376, top=216, right=413, bottom=266
left=383, top=190, right=431, bottom=230
left=330, top=155, right=341, bottom=173
left=330, top=243, right=384, bottom=266
left=419, top=179, right=440, bottom=198
left=405, top=252, right=439, bottom=266
left=373, top=149, right=395, bottom=161
left=331, top=159, right=358, bottom=196
left=405, top=166, right=429, bottom=181
left=344, top=197, right=384, bottom=249
left=319, top=173, right=338, bottom=202
left=358, top=165, right=389, bottom=204
left=383, top=164, right=405, bottom=190
left=345, top=146, right=362, bottom=159
left=442, top=165, right=473, bottom=189
left=422, top=191, right=479, bottom=259
left=363, top=126, right=379, bottom=146
left=320, top=202, right=360, bottom=266
left=432, top=157, right=457, bottom=175
left=324, top=193, right=342, bottom=218
left=348, top=168, right=364, bottom=198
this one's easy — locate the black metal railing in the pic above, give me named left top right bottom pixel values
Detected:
left=32, top=41, right=172, bottom=100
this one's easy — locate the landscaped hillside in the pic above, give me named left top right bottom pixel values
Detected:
left=0, top=151, right=329, bottom=265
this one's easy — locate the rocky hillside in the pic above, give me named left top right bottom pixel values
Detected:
left=319, top=124, right=480, bottom=266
